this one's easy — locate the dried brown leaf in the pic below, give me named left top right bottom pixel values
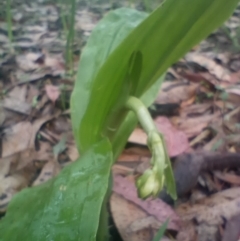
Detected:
left=155, top=81, right=199, bottom=104
left=214, top=171, right=240, bottom=185
left=2, top=115, right=54, bottom=158
left=111, top=193, right=156, bottom=241
left=113, top=175, right=181, bottom=231
left=32, top=160, right=61, bottom=186
left=176, top=188, right=240, bottom=241
left=186, top=53, right=231, bottom=81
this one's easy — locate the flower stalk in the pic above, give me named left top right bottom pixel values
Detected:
left=125, top=96, right=176, bottom=199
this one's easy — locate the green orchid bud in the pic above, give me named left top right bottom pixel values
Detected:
left=136, top=166, right=165, bottom=199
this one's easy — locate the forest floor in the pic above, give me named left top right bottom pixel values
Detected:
left=0, top=1, right=240, bottom=241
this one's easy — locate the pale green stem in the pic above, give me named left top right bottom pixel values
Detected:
left=126, top=96, right=167, bottom=198
left=125, top=96, right=156, bottom=134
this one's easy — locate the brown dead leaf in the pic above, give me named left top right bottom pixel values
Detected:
left=0, top=173, right=28, bottom=212
left=155, top=116, right=190, bottom=157
left=180, top=103, right=213, bottom=117
left=112, top=164, right=134, bottom=175
left=177, top=188, right=240, bottom=221
left=13, top=141, right=53, bottom=171
left=185, top=53, right=231, bottom=81
left=8, top=85, right=27, bottom=101
left=16, top=70, right=49, bottom=84
left=203, top=132, right=226, bottom=151
left=3, top=97, right=32, bottom=115
left=180, top=70, right=219, bottom=87
left=176, top=220, right=197, bottom=241
left=0, top=155, right=16, bottom=177
left=118, top=151, right=148, bottom=163
left=0, top=160, right=39, bottom=212
left=2, top=115, right=54, bottom=158
left=26, top=84, right=39, bottom=104
left=171, top=113, right=219, bottom=138
left=225, top=85, right=240, bottom=96
left=111, top=193, right=158, bottom=241
left=214, top=171, right=240, bottom=185
left=2, top=85, right=32, bottom=114
left=180, top=95, right=196, bottom=108
left=155, top=81, right=199, bottom=105
left=222, top=215, right=240, bottom=241
left=190, top=129, right=211, bottom=147
left=11, top=149, right=37, bottom=172
left=67, top=144, right=79, bottom=162
left=43, top=53, right=65, bottom=75
left=118, top=147, right=150, bottom=164
left=113, top=175, right=181, bottom=231
left=16, top=52, right=44, bottom=72
left=129, top=117, right=190, bottom=157
left=32, top=160, right=61, bottom=186
left=50, top=116, right=72, bottom=134
left=45, top=84, right=60, bottom=103
left=128, top=128, right=147, bottom=145
left=2, top=122, right=33, bottom=158
left=176, top=188, right=240, bottom=241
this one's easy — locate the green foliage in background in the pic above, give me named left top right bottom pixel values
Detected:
left=0, top=0, right=239, bottom=240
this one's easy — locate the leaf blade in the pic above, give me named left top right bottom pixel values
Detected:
left=71, top=0, right=239, bottom=154
left=0, top=139, right=112, bottom=241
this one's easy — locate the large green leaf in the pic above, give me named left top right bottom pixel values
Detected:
left=71, top=9, right=148, bottom=152
left=0, top=138, right=112, bottom=241
left=71, top=0, right=239, bottom=154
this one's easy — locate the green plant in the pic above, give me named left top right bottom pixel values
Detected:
left=0, top=0, right=238, bottom=240
left=60, top=0, right=76, bottom=71
left=152, top=219, right=169, bottom=241
left=6, top=0, right=13, bottom=51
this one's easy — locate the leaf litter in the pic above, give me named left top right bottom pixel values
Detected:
left=0, top=0, right=240, bottom=241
